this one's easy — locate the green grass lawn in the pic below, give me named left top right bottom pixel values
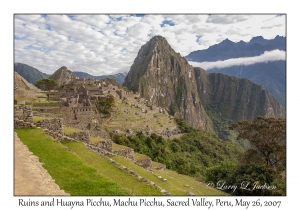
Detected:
left=90, top=136, right=106, bottom=144
left=112, top=143, right=130, bottom=151
left=63, top=126, right=83, bottom=134
left=134, top=152, right=149, bottom=161
left=15, top=128, right=127, bottom=196
left=62, top=141, right=161, bottom=195
left=112, top=156, right=226, bottom=196
left=33, top=116, right=50, bottom=122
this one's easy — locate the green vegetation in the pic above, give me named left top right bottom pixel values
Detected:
left=63, top=126, right=82, bottom=134
left=62, top=141, right=161, bottom=195
left=112, top=126, right=242, bottom=177
left=112, top=155, right=225, bottom=195
left=89, top=136, right=106, bottom=144
left=112, top=143, right=130, bottom=151
left=33, top=116, right=50, bottom=122
left=35, top=78, right=58, bottom=101
left=15, top=128, right=127, bottom=195
left=205, top=116, right=286, bottom=195
left=96, top=94, right=115, bottom=116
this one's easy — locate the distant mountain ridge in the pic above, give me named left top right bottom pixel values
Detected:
left=185, top=35, right=286, bottom=107
left=72, top=72, right=127, bottom=85
left=14, top=63, right=50, bottom=84
left=186, top=35, right=286, bottom=62
left=14, top=63, right=127, bottom=85
left=123, top=36, right=285, bottom=140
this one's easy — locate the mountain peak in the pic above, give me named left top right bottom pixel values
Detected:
left=49, top=66, right=75, bottom=85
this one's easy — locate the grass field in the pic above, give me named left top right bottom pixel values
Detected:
left=62, top=141, right=162, bottom=195
left=63, top=126, right=83, bottom=134
left=15, top=127, right=226, bottom=196
left=15, top=128, right=128, bottom=195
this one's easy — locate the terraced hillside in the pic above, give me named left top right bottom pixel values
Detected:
left=103, top=93, right=180, bottom=138
left=15, top=128, right=225, bottom=196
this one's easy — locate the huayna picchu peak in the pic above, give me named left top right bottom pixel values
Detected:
left=49, top=66, right=76, bottom=85
left=124, top=35, right=285, bottom=140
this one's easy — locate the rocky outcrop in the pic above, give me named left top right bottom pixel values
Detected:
left=123, top=35, right=214, bottom=132
left=49, top=66, right=76, bottom=86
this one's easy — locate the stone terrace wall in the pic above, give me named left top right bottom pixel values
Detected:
left=113, top=148, right=134, bottom=161
left=87, top=144, right=114, bottom=156
left=14, top=105, right=35, bottom=128
left=94, top=140, right=113, bottom=151
left=35, top=118, right=64, bottom=135
left=152, top=164, right=166, bottom=171
left=135, top=157, right=152, bottom=171
left=65, top=132, right=90, bottom=144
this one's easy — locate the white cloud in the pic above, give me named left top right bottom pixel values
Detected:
left=206, top=15, right=252, bottom=24
left=189, top=50, right=286, bottom=70
left=14, top=14, right=286, bottom=76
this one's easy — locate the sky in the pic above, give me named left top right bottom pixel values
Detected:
left=14, top=14, right=286, bottom=76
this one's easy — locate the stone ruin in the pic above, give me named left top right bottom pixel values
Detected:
left=134, top=156, right=152, bottom=171
left=14, top=105, right=35, bottom=128
left=14, top=81, right=168, bottom=171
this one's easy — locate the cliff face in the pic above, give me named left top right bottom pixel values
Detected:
left=123, top=36, right=286, bottom=138
left=124, top=36, right=213, bottom=132
left=49, top=66, right=76, bottom=85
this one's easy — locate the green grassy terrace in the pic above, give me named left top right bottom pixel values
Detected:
left=15, top=128, right=128, bottom=195
left=63, top=126, right=83, bottom=134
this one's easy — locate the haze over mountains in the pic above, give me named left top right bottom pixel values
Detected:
left=186, top=36, right=286, bottom=107
left=124, top=36, right=285, bottom=140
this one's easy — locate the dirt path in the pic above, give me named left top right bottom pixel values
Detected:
left=14, top=132, right=69, bottom=196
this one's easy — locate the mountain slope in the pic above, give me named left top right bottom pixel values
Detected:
left=14, top=63, right=50, bottom=85
left=49, top=66, right=76, bottom=85
left=207, top=61, right=286, bottom=107
left=123, top=35, right=214, bottom=132
left=185, top=35, right=286, bottom=62
left=123, top=36, right=285, bottom=140
left=73, top=71, right=127, bottom=85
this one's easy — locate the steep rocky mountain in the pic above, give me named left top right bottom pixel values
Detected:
left=185, top=36, right=286, bottom=107
left=14, top=63, right=50, bottom=85
left=123, top=36, right=285, bottom=140
left=185, top=35, right=286, bottom=62
left=73, top=71, right=127, bottom=85
left=49, top=66, right=76, bottom=85
left=14, top=71, right=39, bottom=91
left=207, top=61, right=286, bottom=107
left=124, top=35, right=214, bottom=132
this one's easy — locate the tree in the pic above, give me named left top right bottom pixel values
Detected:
left=97, top=94, right=115, bottom=116
left=35, top=78, right=58, bottom=101
left=229, top=116, right=286, bottom=172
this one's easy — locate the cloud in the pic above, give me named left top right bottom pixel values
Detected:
left=206, top=15, right=251, bottom=24
left=189, top=50, right=286, bottom=70
left=14, top=14, right=286, bottom=76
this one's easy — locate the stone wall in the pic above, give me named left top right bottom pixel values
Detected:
left=35, top=118, right=64, bottom=135
left=113, top=148, right=134, bottom=161
left=87, top=144, right=114, bottom=156
left=65, top=131, right=90, bottom=144
left=94, top=140, right=113, bottom=151
left=135, top=157, right=152, bottom=171
left=14, top=105, right=35, bottom=128
left=152, top=164, right=166, bottom=171
left=33, top=102, right=60, bottom=107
